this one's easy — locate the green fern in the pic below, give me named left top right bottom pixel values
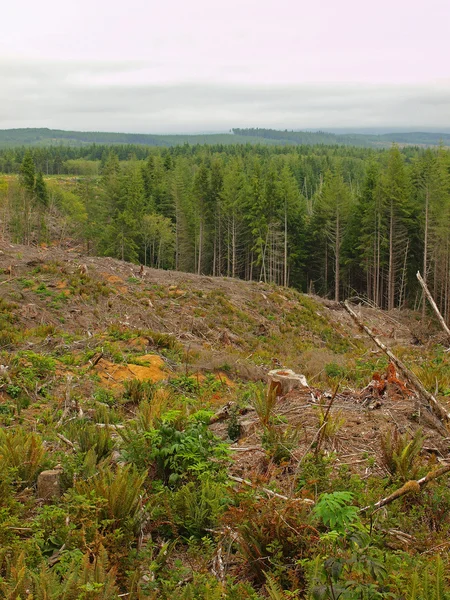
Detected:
left=64, top=420, right=114, bottom=461
left=252, top=383, right=278, bottom=427
left=313, top=491, right=359, bottom=532
left=381, top=427, right=424, bottom=482
left=75, top=464, right=146, bottom=533
left=0, top=428, right=47, bottom=486
left=171, top=479, right=229, bottom=538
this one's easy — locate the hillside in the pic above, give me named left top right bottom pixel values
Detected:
left=2, top=242, right=450, bottom=598
left=1, top=126, right=450, bottom=149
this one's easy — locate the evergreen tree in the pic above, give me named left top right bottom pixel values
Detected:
left=382, top=146, right=411, bottom=309
left=34, top=172, right=48, bottom=208
left=19, top=150, right=36, bottom=196
left=315, top=171, right=352, bottom=301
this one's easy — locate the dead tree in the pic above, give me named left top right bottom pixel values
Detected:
left=417, top=271, right=450, bottom=340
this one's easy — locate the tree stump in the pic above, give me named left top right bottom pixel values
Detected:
left=37, top=470, right=62, bottom=501
left=267, top=369, right=308, bottom=397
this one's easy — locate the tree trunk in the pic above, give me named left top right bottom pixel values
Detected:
left=422, top=188, right=429, bottom=319
left=335, top=212, right=340, bottom=302
left=197, top=220, right=203, bottom=275
left=388, top=201, right=395, bottom=310
left=284, top=200, right=288, bottom=287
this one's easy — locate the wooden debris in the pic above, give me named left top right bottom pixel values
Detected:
left=343, top=300, right=450, bottom=433
left=228, top=474, right=314, bottom=504
left=209, top=401, right=235, bottom=424
left=417, top=271, right=450, bottom=340
left=88, top=351, right=103, bottom=368
left=267, top=369, right=308, bottom=397
left=360, top=463, right=450, bottom=513
left=37, top=469, right=62, bottom=501
left=56, top=433, right=76, bottom=449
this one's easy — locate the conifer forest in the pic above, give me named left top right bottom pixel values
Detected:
left=1, top=139, right=450, bottom=310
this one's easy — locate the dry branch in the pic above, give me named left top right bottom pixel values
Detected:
left=56, top=433, right=76, bottom=449
left=228, top=474, right=314, bottom=504
left=343, top=300, right=450, bottom=432
left=416, top=271, right=450, bottom=339
left=360, top=463, right=450, bottom=513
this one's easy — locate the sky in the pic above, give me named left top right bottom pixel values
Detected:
left=1, top=0, right=449, bottom=133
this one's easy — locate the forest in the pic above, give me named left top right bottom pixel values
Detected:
left=1, top=127, right=450, bottom=149
left=1, top=140, right=450, bottom=311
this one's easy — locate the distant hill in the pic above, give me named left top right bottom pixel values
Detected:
left=0, top=127, right=449, bottom=148
left=231, top=128, right=450, bottom=147
left=0, top=128, right=284, bottom=149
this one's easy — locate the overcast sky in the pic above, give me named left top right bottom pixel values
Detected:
left=1, top=0, right=449, bottom=133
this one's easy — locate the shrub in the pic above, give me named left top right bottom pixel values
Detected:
left=223, top=495, right=318, bottom=588
left=64, top=420, right=114, bottom=461
left=122, top=410, right=229, bottom=486
left=75, top=464, right=146, bottom=534
left=380, top=427, right=424, bottom=482
left=169, top=478, right=230, bottom=539
left=0, top=429, right=48, bottom=487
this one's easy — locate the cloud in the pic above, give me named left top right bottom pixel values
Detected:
left=1, top=60, right=450, bottom=133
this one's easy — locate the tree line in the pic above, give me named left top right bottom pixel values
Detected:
left=1, top=142, right=449, bottom=313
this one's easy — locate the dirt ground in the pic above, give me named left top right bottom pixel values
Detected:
left=211, top=381, right=450, bottom=494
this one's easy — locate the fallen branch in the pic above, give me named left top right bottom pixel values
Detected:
left=343, top=300, right=450, bottom=433
left=228, top=474, right=314, bottom=504
left=360, top=463, right=450, bottom=513
left=417, top=271, right=450, bottom=339
left=229, top=446, right=264, bottom=452
left=56, top=433, right=76, bottom=449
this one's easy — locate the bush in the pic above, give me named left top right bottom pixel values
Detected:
left=122, top=410, right=230, bottom=487
left=223, top=495, right=318, bottom=588
left=74, top=464, right=146, bottom=534
left=380, top=427, right=424, bottom=482
left=170, top=478, right=230, bottom=539
left=0, top=429, right=48, bottom=487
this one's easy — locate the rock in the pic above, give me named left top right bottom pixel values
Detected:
left=267, top=369, right=309, bottom=397
left=37, top=469, right=62, bottom=501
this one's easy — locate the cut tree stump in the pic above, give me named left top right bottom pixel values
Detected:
left=268, top=369, right=309, bottom=397
left=37, top=470, right=62, bottom=501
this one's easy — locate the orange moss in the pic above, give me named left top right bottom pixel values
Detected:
left=101, top=272, right=125, bottom=285
left=94, top=355, right=167, bottom=390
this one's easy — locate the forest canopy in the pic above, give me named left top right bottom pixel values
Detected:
left=1, top=140, right=449, bottom=312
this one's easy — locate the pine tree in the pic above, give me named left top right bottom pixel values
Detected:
left=382, top=146, right=411, bottom=310
left=316, top=170, right=352, bottom=301
left=357, top=162, right=386, bottom=305
left=34, top=172, right=48, bottom=208
left=19, top=150, right=36, bottom=196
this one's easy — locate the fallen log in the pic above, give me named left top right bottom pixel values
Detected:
left=360, top=463, right=450, bottom=513
left=343, top=300, right=450, bottom=433
left=416, top=271, right=450, bottom=340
